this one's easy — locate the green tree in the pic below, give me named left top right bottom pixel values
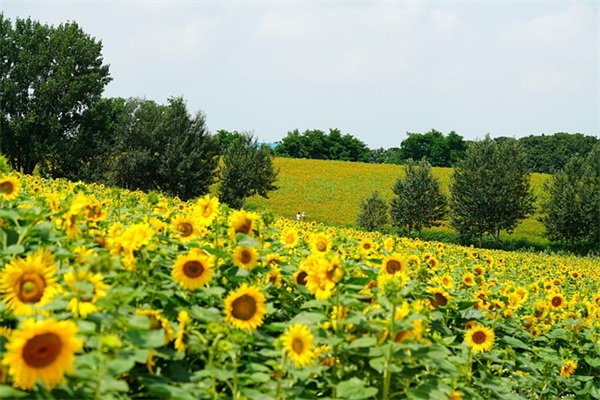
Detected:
left=389, top=158, right=447, bottom=234
left=400, top=130, right=466, bottom=167
left=540, top=156, right=591, bottom=247
left=357, top=190, right=389, bottom=232
left=109, top=97, right=219, bottom=200
left=275, top=128, right=370, bottom=162
left=450, top=135, right=535, bottom=245
left=218, top=132, right=279, bottom=209
left=0, top=16, right=111, bottom=174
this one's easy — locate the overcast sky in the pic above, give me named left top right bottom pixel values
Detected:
left=2, top=1, right=599, bottom=149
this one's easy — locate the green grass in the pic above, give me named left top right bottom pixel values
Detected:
left=246, top=157, right=554, bottom=251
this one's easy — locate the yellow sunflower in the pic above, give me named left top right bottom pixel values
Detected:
left=0, top=250, right=59, bottom=316
left=310, top=232, right=333, bottom=255
left=233, top=246, right=259, bottom=270
left=228, top=209, right=260, bottom=238
left=359, top=238, right=376, bottom=254
left=548, top=292, right=566, bottom=311
left=224, top=284, right=267, bottom=331
left=171, top=216, right=203, bottom=242
left=560, top=359, right=577, bottom=378
left=465, top=325, right=495, bottom=353
left=427, top=287, right=451, bottom=309
left=293, top=268, right=308, bottom=286
left=280, top=227, right=300, bottom=247
left=64, top=269, right=109, bottom=318
left=175, top=310, right=190, bottom=353
left=1, top=318, right=82, bottom=390
left=462, top=272, right=476, bottom=287
left=171, top=250, right=214, bottom=290
left=381, top=254, right=407, bottom=275
left=280, top=324, right=315, bottom=368
left=193, top=194, right=220, bottom=226
left=0, top=175, right=21, bottom=201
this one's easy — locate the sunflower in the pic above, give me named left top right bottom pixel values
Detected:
left=64, top=269, right=109, bottom=318
left=548, top=293, right=566, bottom=311
left=560, top=359, right=577, bottom=378
left=228, top=209, right=260, bottom=238
left=171, top=250, right=214, bottom=290
left=280, top=228, right=300, bottom=247
left=136, top=309, right=174, bottom=344
left=193, top=194, right=220, bottom=226
left=465, top=325, right=495, bottom=353
left=224, top=284, right=267, bottom=331
left=359, top=238, right=376, bottom=254
left=0, top=250, right=59, bottom=316
left=175, top=310, right=190, bottom=353
left=382, top=254, right=407, bottom=275
left=1, top=318, right=82, bottom=390
left=171, top=216, right=203, bottom=242
left=427, top=288, right=451, bottom=309
left=310, top=232, right=333, bottom=255
left=0, top=175, right=21, bottom=201
left=281, top=324, right=315, bottom=367
left=233, top=246, right=259, bottom=270
left=462, top=272, right=476, bottom=287
left=265, top=266, right=283, bottom=287
left=119, top=222, right=154, bottom=251
left=293, top=268, right=308, bottom=286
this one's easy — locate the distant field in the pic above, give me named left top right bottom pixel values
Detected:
left=246, top=157, right=551, bottom=245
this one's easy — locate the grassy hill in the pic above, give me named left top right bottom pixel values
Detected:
left=246, top=157, right=552, bottom=247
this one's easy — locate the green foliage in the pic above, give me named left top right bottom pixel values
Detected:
left=218, top=132, right=279, bottom=209
left=0, top=15, right=111, bottom=174
left=369, top=147, right=404, bottom=165
left=400, top=130, right=467, bottom=167
left=450, top=135, right=535, bottom=245
left=356, top=190, right=389, bottom=231
left=275, top=128, right=370, bottom=162
left=541, top=143, right=600, bottom=251
left=109, top=97, right=220, bottom=201
left=389, top=158, right=447, bottom=233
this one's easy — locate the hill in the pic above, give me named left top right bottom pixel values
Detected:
left=246, top=157, right=551, bottom=246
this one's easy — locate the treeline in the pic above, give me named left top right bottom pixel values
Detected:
left=0, top=16, right=278, bottom=208
left=357, top=136, right=600, bottom=253
left=275, top=129, right=599, bottom=173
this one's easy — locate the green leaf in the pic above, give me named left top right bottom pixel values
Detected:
left=3, top=244, right=24, bottom=255
left=0, top=385, right=29, bottom=399
left=336, top=378, right=378, bottom=399
left=347, top=336, right=377, bottom=349
left=585, top=356, right=600, bottom=368
left=250, top=372, right=271, bottom=384
left=406, top=381, right=450, bottom=400
left=125, top=329, right=165, bottom=348
left=106, top=358, right=136, bottom=375
left=289, top=312, right=324, bottom=325
left=502, top=336, right=530, bottom=350
left=368, top=356, right=385, bottom=374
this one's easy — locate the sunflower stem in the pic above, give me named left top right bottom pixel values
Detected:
left=276, top=348, right=286, bottom=400
left=93, top=353, right=107, bottom=400
left=383, top=302, right=397, bottom=400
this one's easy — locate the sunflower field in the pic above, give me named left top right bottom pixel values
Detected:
left=1, top=169, right=600, bottom=400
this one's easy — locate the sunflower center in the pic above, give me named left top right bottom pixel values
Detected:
left=433, top=292, right=448, bottom=307
left=22, top=333, right=62, bottom=368
left=316, top=241, right=327, bottom=252
left=183, top=260, right=205, bottom=278
left=291, top=337, right=304, bottom=354
left=0, top=181, right=14, bottom=194
left=231, top=294, right=257, bottom=321
left=236, top=219, right=252, bottom=235
left=239, top=250, right=252, bottom=264
left=471, top=330, right=487, bottom=345
left=296, top=271, right=308, bottom=285
left=551, top=296, right=563, bottom=307
left=17, top=273, right=46, bottom=303
left=177, top=222, right=194, bottom=237
left=386, top=260, right=402, bottom=274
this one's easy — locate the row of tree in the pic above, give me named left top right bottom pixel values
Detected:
left=276, top=129, right=598, bottom=172
left=0, top=16, right=278, bottom=208
left=357, top=136, right=600, bottom=251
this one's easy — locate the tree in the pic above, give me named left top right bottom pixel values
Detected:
left=400, top=130, right=466, bottom=167
left=450, top=135, right=535, bottom=245
left=389, top=158, right=447, bottom=234
left=275, top=128, right=370, bottom=162
left=357, top=190, right=389, bottom=232
left=0, top=16, right=111, bottom=174
left=540, top=156, right=591, bottom=247
left=218, top=132, right=279, bottom=209
left=109, top=97, right=220, bottom=200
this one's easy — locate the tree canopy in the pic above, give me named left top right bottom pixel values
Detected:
left=0, top=15, right=111, bottom=174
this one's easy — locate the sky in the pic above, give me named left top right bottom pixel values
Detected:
left=1, top=1, right=599, bottom=149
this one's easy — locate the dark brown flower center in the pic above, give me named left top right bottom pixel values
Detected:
left=231, top=294, right=257, bottom=321
left=183, top=260, right=205, bottom=278
left=295, top=271, right=308, bottom=286
left=471, top=330, right=487, bottom=345
left=0, top=181, right=14, bottom=194
left=316, top=240, right=327, bottom=252
left=551, top=296, right=563, bottom=307
left=177, top=222, right=194, bottom=237
left=432, top=292, right=448, bottom=308
left=292, top=337, right=304, bottom=354
left=17, top=273, right=46, bottom=303
left=386, top=260, right=402, bottom=274
left=235, top=219, right=252, bottom=235
left=22, top=333, right=62, bottom=368
left=239, top=250, right=252, bottom=264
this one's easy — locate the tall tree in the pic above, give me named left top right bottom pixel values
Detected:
left=450, top=135, right=535, bottom=245
left=0, top=16, right=111, bottom=174
left=357, top=190, right=389, bottom=232
left=389, top=158, right=447, bottom=234
left=218, top=132, right=279, bottom=209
